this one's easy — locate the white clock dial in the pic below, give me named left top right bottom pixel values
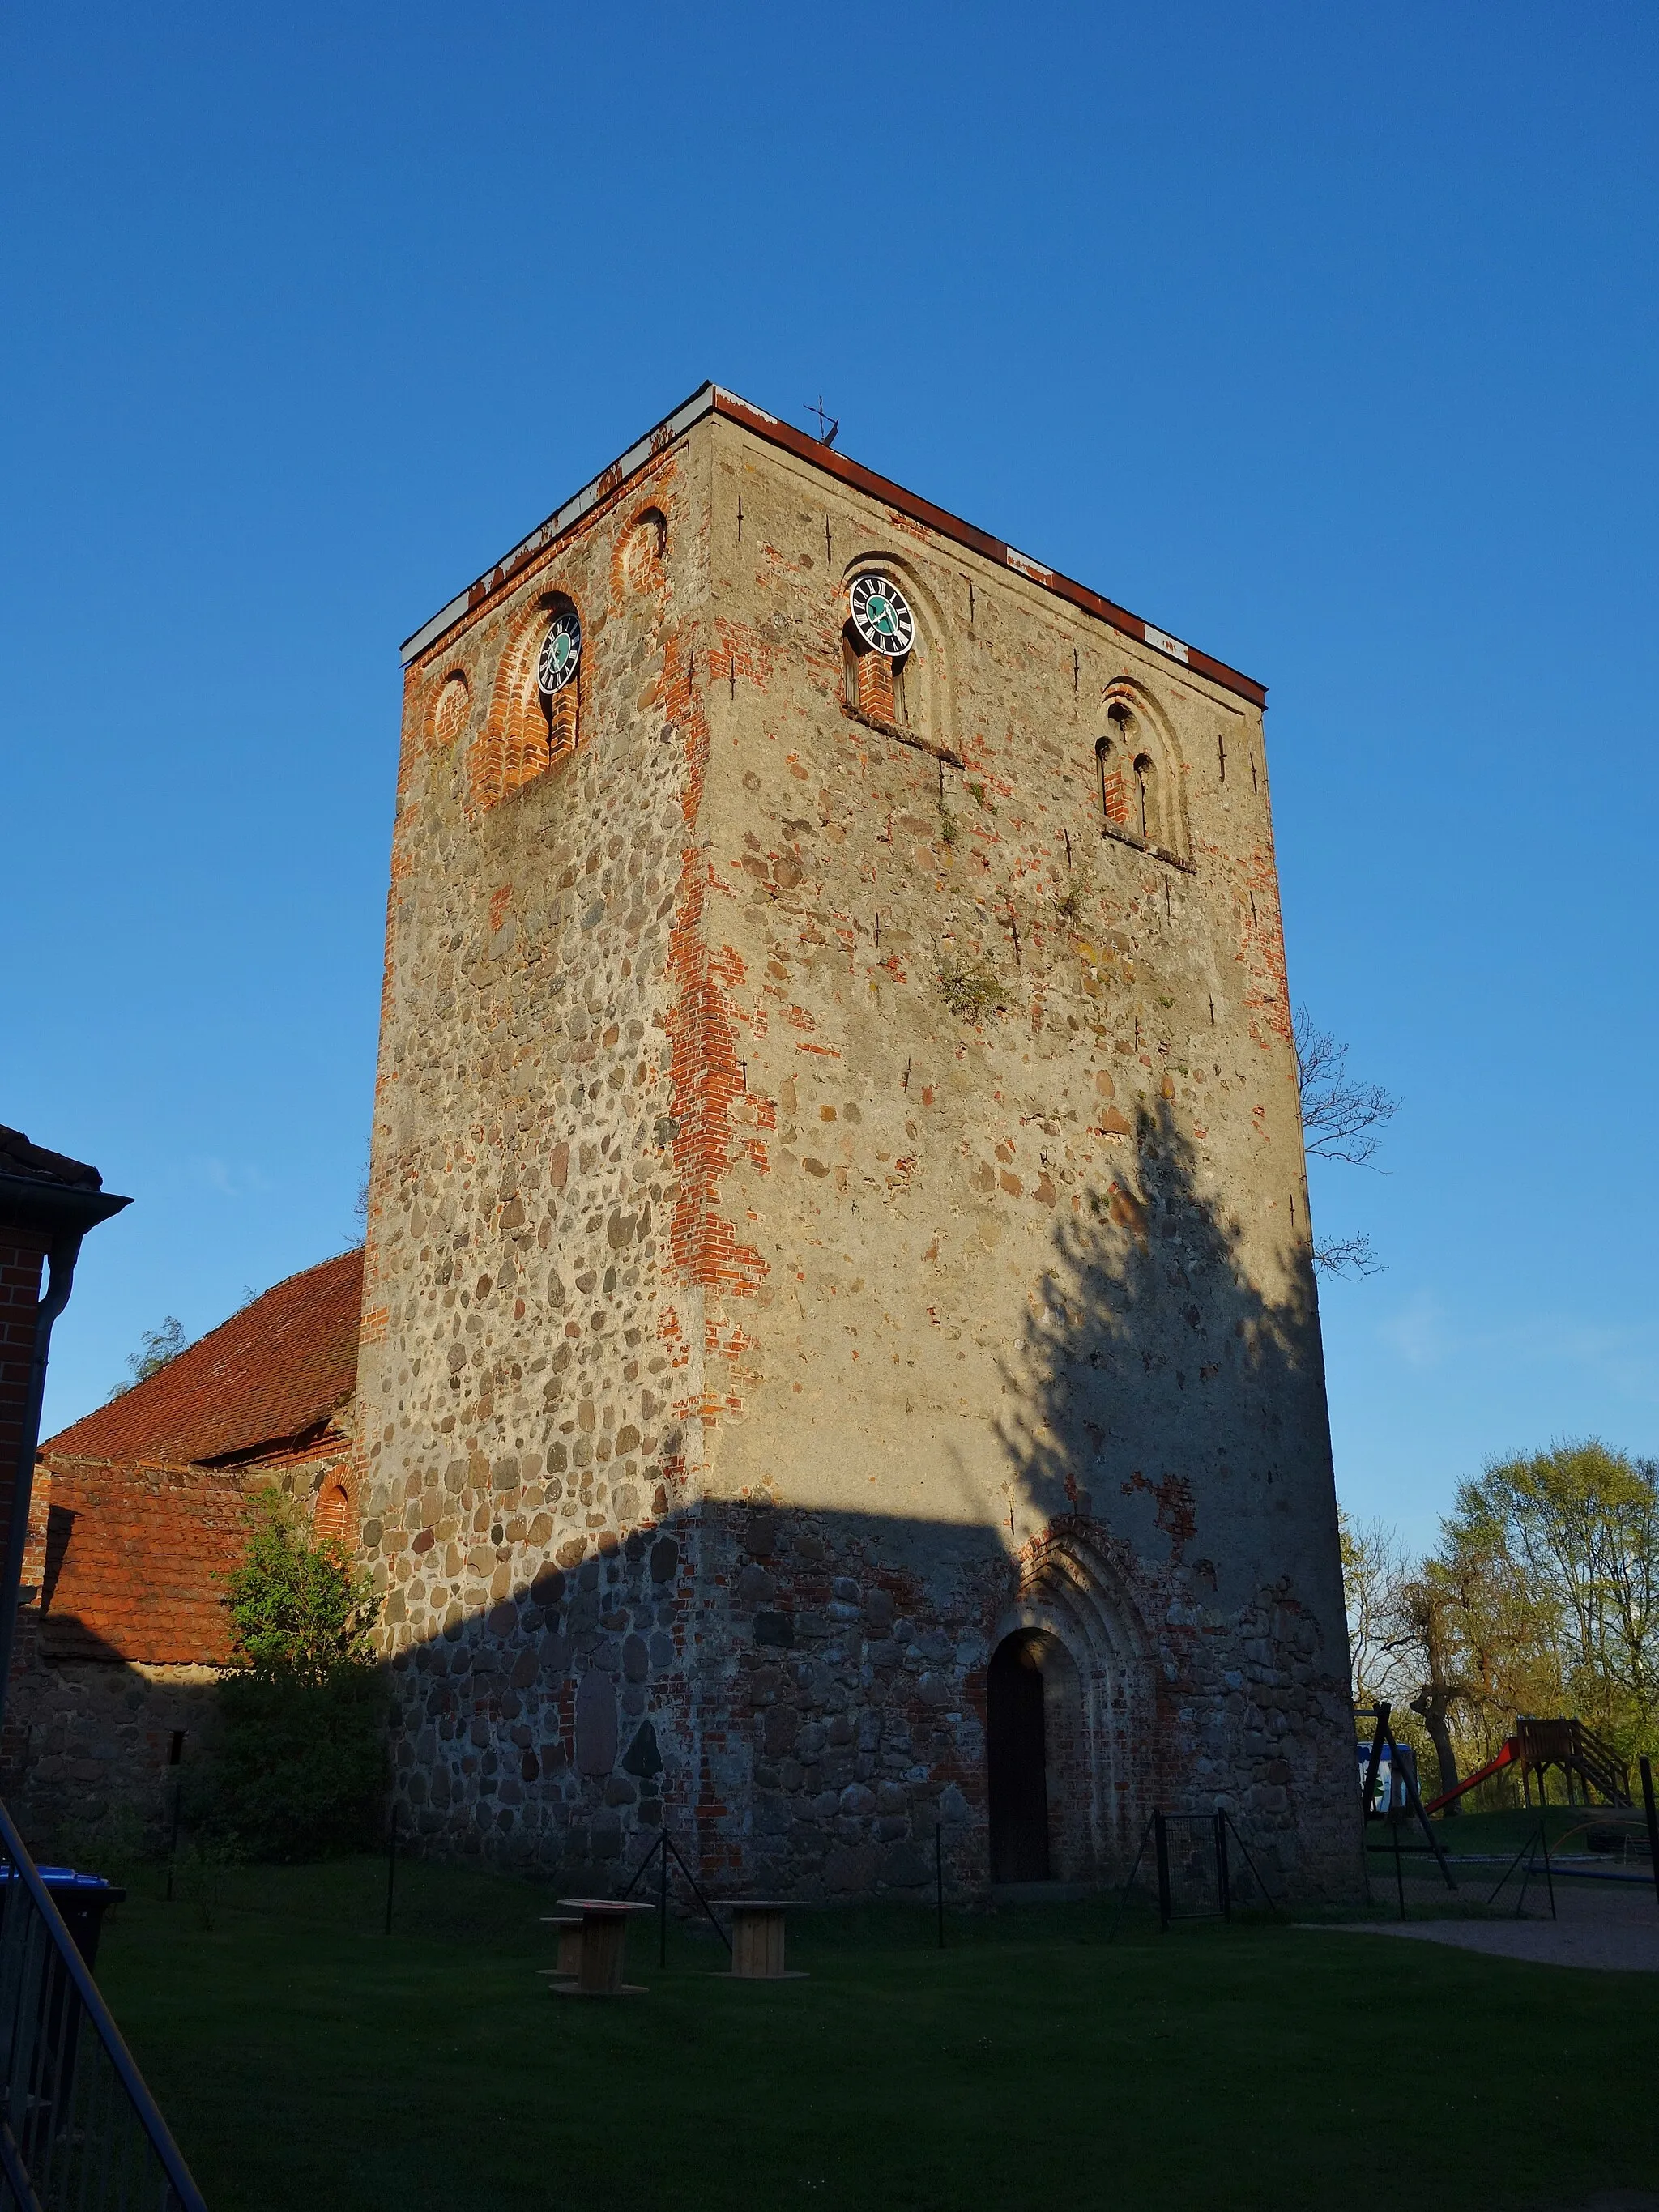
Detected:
left=536, top=611, right=582, bottom=694
left=848, top=573, right=915, bottom=658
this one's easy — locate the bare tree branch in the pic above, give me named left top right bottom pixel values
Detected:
left=1294, top=1005, right=1401, bottom=1168
left=1312, top=1232, right=1384, bottom=1281
left=1294, top=1006, right=1401, bottom=1278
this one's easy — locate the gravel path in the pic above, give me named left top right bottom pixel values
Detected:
left=1538, top=2198, right=1659, bottom=2212
left=1306, top=1882, right=1659, bottom=1972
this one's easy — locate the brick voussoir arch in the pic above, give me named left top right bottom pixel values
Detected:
left=1096, top=675, right=1192, bottom=864
left=309, top=1461, right=362, bottom=1553
left=609, top=500, right=671, bottom=604
left=470, top=586, right=586, bottom=811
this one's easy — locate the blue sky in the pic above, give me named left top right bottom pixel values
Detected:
left=6, top=4, right=1655, bottom=1555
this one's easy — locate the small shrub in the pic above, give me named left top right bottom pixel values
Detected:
left=937, top=952, right=1003, bottom=1025
left=192, top=1491, right=388, bottom=1860
left=940, top=811, right=960, bottom=847
left=53, top=1803, right=150, bottom=1883
left=191, top=1669, right=387, bottom=1862
left=1054, top=882, right=1081, bottom=924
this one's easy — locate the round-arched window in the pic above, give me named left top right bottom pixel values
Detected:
left=536, top=608, right=582, bottom=694
left=314, top=1482, right=350, bottom=1547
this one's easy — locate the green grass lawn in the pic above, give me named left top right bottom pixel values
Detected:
left=92, top=1856, right=1658, bottom=2212
left=1431, top=1804, right=1655, bottom=1859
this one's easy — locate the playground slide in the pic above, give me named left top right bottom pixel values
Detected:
left=1422, top=1737, right=1516, bottom=1817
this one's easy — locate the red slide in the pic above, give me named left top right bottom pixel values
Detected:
left=1422, top=1737, right=1517, bottom=1816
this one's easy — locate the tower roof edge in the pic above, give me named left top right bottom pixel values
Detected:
left=399, top=381, right=1266, bottom=709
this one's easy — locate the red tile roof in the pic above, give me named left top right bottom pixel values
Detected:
left=35, top=1464, right=250, bottom=1666
left=43, top=1250, right=364, bottom=1467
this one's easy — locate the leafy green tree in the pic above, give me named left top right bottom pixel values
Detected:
left=105, top=1315, right=190, bottom=1400
left=1343, top=1439, right=1658, bottom=1809
left=224, top=1488, right=378, bottom=1683
left=1444, top=1441, right=1658, bottom=1761
left=196, top=1491, right=387, bottom=1860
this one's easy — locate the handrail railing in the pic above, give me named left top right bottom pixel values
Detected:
left=0, top=1796, right=204, bottom=2211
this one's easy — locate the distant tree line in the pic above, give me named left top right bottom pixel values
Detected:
left=1341, top=1440, right=1659, bottom=1809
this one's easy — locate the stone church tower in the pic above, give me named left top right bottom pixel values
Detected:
left=357, top=385, right=1361, bottom=1899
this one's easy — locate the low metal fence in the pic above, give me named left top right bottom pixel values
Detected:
left=0, top=1796, right=203, bottom=2212
left=1107, top=1809, right=1281, bottom=1938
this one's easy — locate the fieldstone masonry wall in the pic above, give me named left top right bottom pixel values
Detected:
left=361, top=407, right=1363, bottom=1902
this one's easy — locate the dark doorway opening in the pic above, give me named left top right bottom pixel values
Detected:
left=988, top=1631, right=1050, bottom=1882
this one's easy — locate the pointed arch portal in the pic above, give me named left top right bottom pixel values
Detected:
left=988, top=1528, right=1155, bottom=1882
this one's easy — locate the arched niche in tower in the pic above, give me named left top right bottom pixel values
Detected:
left=1094, top=680, right=1190, bottom=865
left=836, top=550, right=955, bottom=759
left=471, top=590, right=586, bottom=811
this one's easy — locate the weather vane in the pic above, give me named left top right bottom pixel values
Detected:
left=804, top=395, right=839, bottom=447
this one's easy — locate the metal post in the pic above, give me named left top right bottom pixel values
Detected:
left=659, top=1822, right=669, bottom=1968
left=1214, top=1810, right=1231, bottom=1920
left=1154, top=1812, right=1171, bottom=1932
left=1483, top=1825, right=1537, bottom=1912
left=1106, top=1816, right=1154, bottom=1944
left=1392, top=1730, right=1456, bottom=1890
left=164, top=1783, right=182, bottom=1904
left=935, top=1820, right=945, bottom=1949
left=1359, top=1703, right=1389, bottom=1821
left=1640, top=1758, right=1659, bottom=1913
left=384, top=1809, right=397, bottom=1937
left=1539, top=1816, right=1556, bottom=1920
left=664, top=1831, right=732, bottom=1954
left=1222, top=1813, right=1281, bottom=1919
left=1392, top=1817, right=1405, bottom=1920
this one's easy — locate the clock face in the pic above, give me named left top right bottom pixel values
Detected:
left=536, top=610, right=582, bottom=694
left=848, top=573, right=915, bottom=658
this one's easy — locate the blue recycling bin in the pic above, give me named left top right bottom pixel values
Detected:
left=0, top=1864, right=126, bottom=2160
left=28, top=1867, right=126, bottom=1970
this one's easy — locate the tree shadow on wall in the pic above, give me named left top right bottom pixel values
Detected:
left=376, top=1099, right=1355, bottom=1904
left=983, top=1095, right=1358, bottom=1886
left=997, top=1093, right=1328, bottom=1571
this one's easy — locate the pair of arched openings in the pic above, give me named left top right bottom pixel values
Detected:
left=1095, top=691, right=1186, bottom=862
left=836, top=570, right=1184, bottom=861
